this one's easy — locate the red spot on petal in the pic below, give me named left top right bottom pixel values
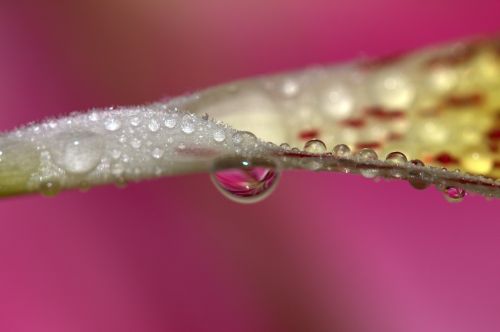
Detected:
left=341, top=118, right=365, bottom=128
left=299, top=129, right=319, bottom=140
left=434, top=152, right=459, bottom=165
left=365, top=107, right=406, bottom=120
left=387, top=132, right=403, bottom=141
left=444, top=93, right=483, bottom=108
left=488, top=128, right=500, bottom=141
left=356, top=142, right=381, bottom=150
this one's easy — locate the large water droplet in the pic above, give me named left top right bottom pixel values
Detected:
left=444, top=186, right=467, bottom=202
left=304, top=139, right=327, bottom=154
left=356, top=148, right=378, bottom=160
left=180, top=114, right=196, bottom=134
left=332, top=144, right=351, bottom=157
left=408, top=159, right=430, bottom=190
left=213, top=129, right=226, bottom=142
left=148, top=119, right=160, bottom=132
left=210, top=157, right=280, bottom=204
left=165, top=116, right=177, bottom=129
left=385, top=151, right=407, bottom=164
left=232, top=131, right=257, bottom=146
left=50, top=131, right=105, bottom=174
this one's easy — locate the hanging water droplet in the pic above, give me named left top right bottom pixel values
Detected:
left=386, top=151, right=407, bottom=164
left=40, top=179, right=61, bottom=197
left=104, top=118, right=121, bottom=131
left=356, top=148, right=378, bottom=160
left=232, top=131, right=257, bottom=145
left=181, top=114, right=196, bottom=134
left=332, top=144, right=351, bottom=157
left=304, top=139, right=327, bottom=154
left=165, top=117, right=177, bottom=129
left=148, top=119, right=160, bottom=132
left=408, top=159, right=429, bottom=190
left=444, top=186, right=467, bottom=202
left=210, top=157, right=280, bottom=204
left=49, top=131, right=105, bottom=174
left=213, top=129, right=226, bottom=142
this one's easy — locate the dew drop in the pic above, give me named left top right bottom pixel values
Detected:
left=130, top=138, right=142, bottom=149
left=181, top=114, right=196, bottom=134
left=148, top=119, right=160, bottom=132
left=130, top=117, right=141, bottom=127
left=88, top=112, right=99, bottom=122
left=50, top=132, right=105, bottom=174
left=386, top=151, right=407, bottom=164
left=408, top=159, right=430, bottom=190
left=40, top=180, right=61, bottom=197
left=304, top=139, right=327, bottom=154
left=152, top=147, right=164, bottom=159
left=444, top=186, right=467, bottom=202
left=213, top=129, right=226, bottom=142
left=356, top=148, right=378, bottom=160
left=232, top=131, right=257, bottom=145
left=280, top=143, right=290, bottom=150
left=210, top=157, right=280, bottom=204
left=332, top=144, right=351, bottom=157
left=104, top=118, right=121, bottom=131
left=165, top=117, right=177, bottom=129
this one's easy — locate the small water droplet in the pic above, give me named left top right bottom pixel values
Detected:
left=213, top=129, right=226, bottom=142
left=356, top=148, right=378, bottom=160
left=148, top=119, right=160, bottom=132
left=50, top=132, right=105, bottom=174
left=40, top=180, right=61, bottom=197
left=181, top=114, right=196, bottom=134
left=280, top=143, right=290, bottom=150
left=304, top=139, right=327, bottom=154
left=130, top=117, right=141, bottom=127
left=444, top=186, right=467, bottom=202
left=152, top=147, right=164, bottom=159
left=386, top=151, right=407, bottom=164
left=105, top=118, right=121, bottom=131
left=332, top=144, right=351, bottom=157
left=88, top=112, right=99, bottom=122
left=130, top=138, right=142, bottom=149
left=232, top=131, right=257, bottom=145
left=210, top=157, right=280, bottom=204
left=165, top=117, right=177, bottom=129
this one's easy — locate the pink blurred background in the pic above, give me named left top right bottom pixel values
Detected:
left=1, top=1, right=500, bottom=331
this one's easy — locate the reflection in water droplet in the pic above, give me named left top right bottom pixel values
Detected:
left=304, top=139, right=327, bottom=154
left=444, top=186, right=467, bottom=202
left=210, top=157, right=280, bottom=204
left=50, top=132, right=105, bottom=174
left=332, top=144, right=351, bottom=157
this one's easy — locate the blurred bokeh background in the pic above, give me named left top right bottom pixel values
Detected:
left=1, top=1, right=500, bottom=331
